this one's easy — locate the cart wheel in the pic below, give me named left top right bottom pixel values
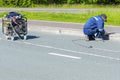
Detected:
left=6, top=36, right=14, bottom=41
left=6, top=36, right=11, bottom=40
left=23, top=35, right=27, bottom=40
left=6, top=36, right=9, bottom=40
left=11, top=36, right=14, bottom=41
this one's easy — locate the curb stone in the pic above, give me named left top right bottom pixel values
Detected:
left=28, top=25, right=120, bottom=41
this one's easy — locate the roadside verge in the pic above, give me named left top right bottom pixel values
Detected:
left=28, top=24, right=120, bottom=41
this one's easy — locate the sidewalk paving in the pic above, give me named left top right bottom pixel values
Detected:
left=28, top=20, right=120, bottom=41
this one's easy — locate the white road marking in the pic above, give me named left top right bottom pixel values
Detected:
left=1, top=36, right=120, bottom=53
left=48, top=52, right=81, bottom=60
left=23, top=41, right=120, bottom=61
left=93, top=48, right=120, bottom=53
left=0, top=37, right=120, bottom=61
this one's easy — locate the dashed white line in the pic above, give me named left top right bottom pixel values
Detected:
left=0, top=37, right=120, bottom=61
left=23, top=41, right=120, bottom=61
left=48, top=52, right=82, bottom=60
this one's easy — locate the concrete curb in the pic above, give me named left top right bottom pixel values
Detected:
left=28, top=25, right=120, bottom=41
left=28, top=25, right=83, bottom=36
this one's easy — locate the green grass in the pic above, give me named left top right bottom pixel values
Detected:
left=21, top=9, right=120, bottom=26
left=0, top=8, right=120, bottom=26
left=1, top=4, right=120, bottom=8
left=42, top=4, right=120, bottom=9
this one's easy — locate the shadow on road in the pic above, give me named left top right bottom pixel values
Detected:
left=13, top=35, right=40, bottom=40
left=27, top=35, right=40, bottom=40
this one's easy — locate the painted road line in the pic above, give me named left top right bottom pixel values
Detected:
left=23, top=41, right=120, bottom=61
left=0, top=39, right=120, bottom=61
left=0, top=37, right=119, bottom=61
left=48, top=52, right=82, bottom=60
left=93, top=48, right=120, bottom=53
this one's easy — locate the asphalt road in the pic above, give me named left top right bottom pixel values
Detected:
left=0, top=30, right=120, bottom=80
left=0, top=7, right=120, bottom=79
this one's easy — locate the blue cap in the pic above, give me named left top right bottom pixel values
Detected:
left=101, top=14, right=107, bottom=22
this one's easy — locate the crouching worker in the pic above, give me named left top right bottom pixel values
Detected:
left=83, top=14, right=107, bottom=41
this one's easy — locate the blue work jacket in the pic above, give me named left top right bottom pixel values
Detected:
left=83, top=15, right=105, bottom=35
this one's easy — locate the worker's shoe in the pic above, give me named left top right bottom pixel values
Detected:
left=85, top=35, right=95, bottom=41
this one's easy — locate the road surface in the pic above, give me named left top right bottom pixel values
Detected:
left=0, top=30, right=120, bottom=80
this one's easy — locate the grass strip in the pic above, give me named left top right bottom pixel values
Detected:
left=0, top=9, right=120, bottom=26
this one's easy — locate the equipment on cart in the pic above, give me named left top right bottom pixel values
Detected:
left=2, top=12, right=27, bottom=40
